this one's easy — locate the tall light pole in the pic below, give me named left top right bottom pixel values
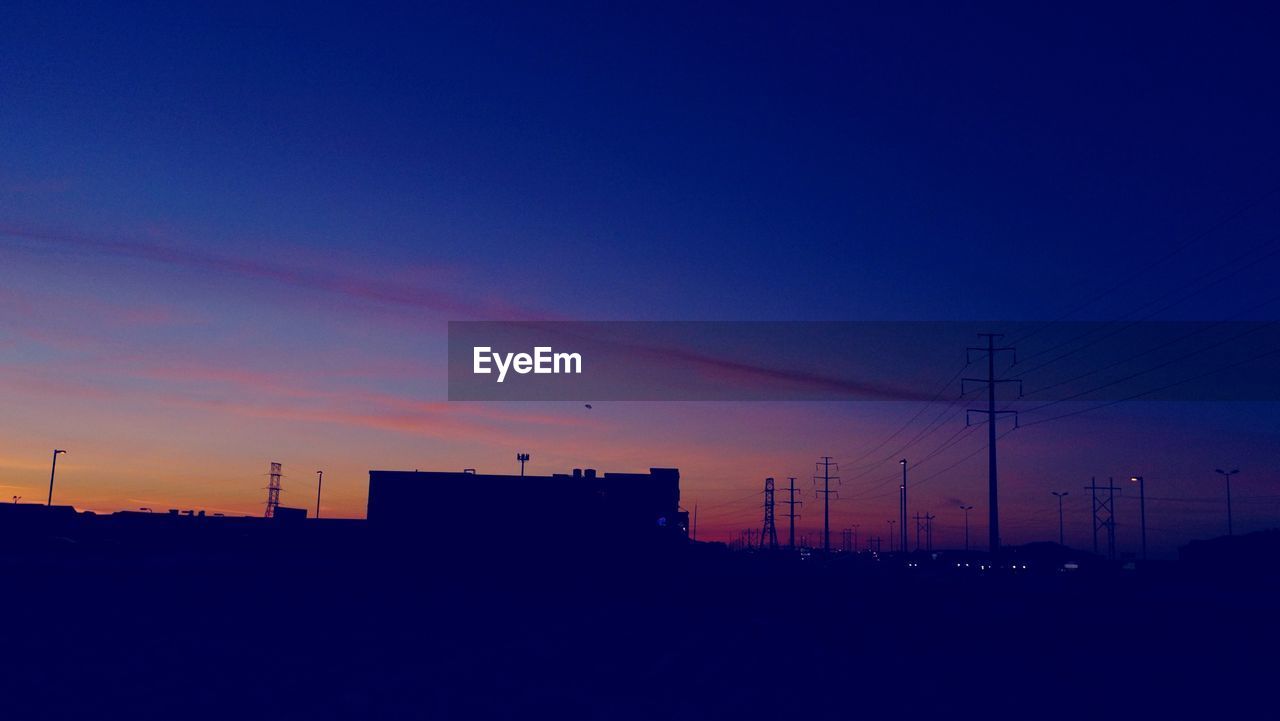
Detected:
left=1215, top=468, right=1238, bottom=536
left=1051, top=491, right=1068, bottom=546
left=887, top=519, right=896, bottom=552
left=315, top=470, right=324, bottom=519
left=47, top=449, right=67, bottom=506
left=898, top=459, right=908, bottom=555
left=959, top=505, right=974, bottom=551
left=1129, top=476, right=1147, bottom=560
left=517, top=452, right=530, bottom=476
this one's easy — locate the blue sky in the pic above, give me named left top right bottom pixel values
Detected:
left=3, top=1, right=1279, bottom=552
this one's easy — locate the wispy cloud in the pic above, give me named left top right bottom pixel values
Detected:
left=0, top=226, right=551, bottom=321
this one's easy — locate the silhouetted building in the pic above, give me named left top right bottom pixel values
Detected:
left=1181, top=528, right=1280, bottom=571
left=367, top=467, right=687, bottom=547
left=273, top=506, right=308, bottom=522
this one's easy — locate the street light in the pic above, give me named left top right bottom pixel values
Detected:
left=1215, top=468, right=1239, bottom=536
left=315, top=470, right=324, bottom=519
left=887, top=519, right=897, bottom=553
left=1129, top=476, right=1147, bottom=560
left=959, top=505, right=974, bottom=551
left=899, top=458, right=908, bottom=555
left=47, top=449, right=67, bottom=506
left=1051, top=491, right=1069, bottom=546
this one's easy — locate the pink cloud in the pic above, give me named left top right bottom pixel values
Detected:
left=1, top=226, right=554, bottom=321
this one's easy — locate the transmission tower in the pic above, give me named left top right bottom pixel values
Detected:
left=964, top=333, right=1021, bottom=554
left=813, top=457, right=840, bottom=553
left=265, top=461, right=282, bottom=518
left=1086, top=476, right=1118, bottom=560
left=782, top=477, right=802, bottom=549
left=912, top=512, right=938, bottom=551
left=760, top=477, right=779, bottom=550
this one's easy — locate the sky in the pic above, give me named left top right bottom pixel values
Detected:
left=3, top=2, right=1280, bottom=556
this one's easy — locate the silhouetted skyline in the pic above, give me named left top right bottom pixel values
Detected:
left=2, top=3, right=1280, bottom=557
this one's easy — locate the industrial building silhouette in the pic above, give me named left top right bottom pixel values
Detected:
left=368, top=467, right=688, bottom=546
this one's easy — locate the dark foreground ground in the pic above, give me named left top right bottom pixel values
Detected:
left=1, top=542, right=1275, bottom=720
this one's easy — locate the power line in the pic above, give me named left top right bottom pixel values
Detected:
left=1018, top=321, right=1280, bottom=425
left=1007, top=186, right=1280, bottom=348
left=1013, top=236, right=1280, bottom=379
left=1022, top=289, right=1280, bottom=399
left=838, top=360, right=970, bottom=468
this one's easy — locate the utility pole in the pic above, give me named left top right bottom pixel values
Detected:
left=852, top=523, right=860, bottom=552
left=964, top=333, right=1020, bottom=555
left=782, top=477, right=802, bottom=549
left=315, top=470, right=323, bottom=519
left=1129, top=476, right=1147, bottom=560
left=898, top=459, right=908, bottom=557
left=760, top=477, right=779, bottom=550
left=841, top=528, right=852, bottom=553
left=1051, top=491, right=1068, bottom=546
left=47, top=449, right=67, bottom=506
left=912, top=512, right=935, bottom=552
left=959, top=505, right=974, bottom=551
left=517, top=452, right=530, bottom=476
left=1213, top=468, right=1233, bottom=535
left=813, top=457, right=839, bottom=554
left=887, top=520, right=896, bottom=552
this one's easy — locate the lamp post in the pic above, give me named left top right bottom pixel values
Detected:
left=898, top=459, right=908, bottom=555
left=1129, top=476, right=1147, bottom=560
left=959, top=505, right=974, bottom=551
left=1051, top=491, right=1068, bottom=546
left=1215, top=468, right=1238, bottom=536
left=47, top=449, right=67, bottom=506
left=315, top=470, right=324, bottom=519
left=887, top=519, right=896, bottom=552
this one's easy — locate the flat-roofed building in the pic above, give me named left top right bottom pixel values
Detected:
left=367, top=467, right=687, bottom=547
